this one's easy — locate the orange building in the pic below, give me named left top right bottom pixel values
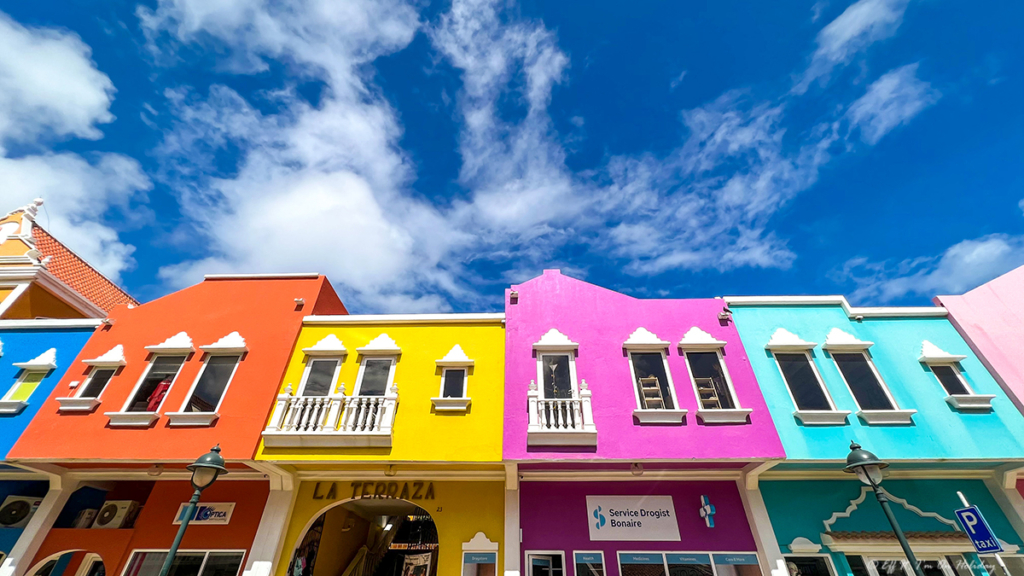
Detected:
left=5, top=273, right=346, bottom=576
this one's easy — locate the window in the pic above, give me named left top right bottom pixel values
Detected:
left=930, top=364, right=970, bottom=396
left=527, top=553, right=565, bottom=576
left=666, top=553, right=713, bottom=576
left=617, top=553, right=666, bottom=576
left=575, top=552, right=605, bottom=576
left=181, top=356, right=240, bottom=412
left=844, top=555, right=971, bottom=576
left=785, top=557, right=834, bottom=576
left=712, top=554, right=761, bottom=576
left=775, top=353, right=832, bottom=411
left=122, top=551, right=244, bottom=576
left=463, top=553, right=497, bottom=576
left=355, top=357, right=395, bottom=396
left=540, top=354, right=574, bottom=399
left=79, top=368, right=115, bottom=399
left=4, top=372, right=44, bottom=403
left=630, top=352, right=676, bottom=410
left=686, top=351, right=737, bottom=410
left=979, top=555, right=1024, bottom=576
left=125, top=356, right=185, bottom=412
left=442, top=368, right=467, bottom=398
left=832, top=353, right=896, bottom=410
left=300, top=359, right=340, bottom=396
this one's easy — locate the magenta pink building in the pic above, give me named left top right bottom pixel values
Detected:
left=503, top=271, right=784, bottom=576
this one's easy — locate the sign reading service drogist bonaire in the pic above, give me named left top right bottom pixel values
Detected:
left=587, top=496, right=680, bottom=541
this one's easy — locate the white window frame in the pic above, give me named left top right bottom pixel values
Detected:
left=536, top=352, right=579, bottom=400
left=2, top=370, right=44, bottom=402
left=354, top=355, right=397, bottom=396
left=526, top=551, right=568, bottom=576
left=926, top=362, right=996, bottom=410
left=772, top=351, right=850, bottom=426
left=616, top=551, right=668, bottom=576
left=782, top=554, right=838, bottom=576
left=681, top=349, right=752, bottom=424
left=174, top=354, right=242, bottom=414
left=118, top=355, right=187, bottom=414
left=830, top=350, right=916, bottom=424
left=855, top=554, right=964, bottom=576
left=439, top=367, right=468, bottom=399
left=74, top=553, right=104, bottom=576
left=297, top=357, right=343, bottom=396
left=76, top=367, right=117, bottom=400
left=927, top=362, right=974, bottom=395
left=572, top=551, right=607, bottom=576
left=626, top=350, right=685, bottom=423
left=118, top=549, right=246, bottom=576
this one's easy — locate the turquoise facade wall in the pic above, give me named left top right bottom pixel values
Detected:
left=730, top=305, right=1024, bottom=461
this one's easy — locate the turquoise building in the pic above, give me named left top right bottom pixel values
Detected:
left=0, top=319, right=99, bottom=555
left=727, top=296, right=1024, bottom=576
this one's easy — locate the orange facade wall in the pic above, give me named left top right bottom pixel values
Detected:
left=9, top=276, right=346, bottom=463
left=32, top=480, right=270, bottom=573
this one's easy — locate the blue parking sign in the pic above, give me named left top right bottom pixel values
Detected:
left=955, top=506, right=1003, bottom=554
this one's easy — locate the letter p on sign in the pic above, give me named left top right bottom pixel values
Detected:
left=955, top=505, right=1003, bottom=554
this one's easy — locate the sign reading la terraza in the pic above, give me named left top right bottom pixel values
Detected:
left=586, top=496, right=680, bottom=541
left=173, top=502, right=235, bottom=525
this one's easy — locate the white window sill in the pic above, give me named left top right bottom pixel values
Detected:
left=696, top=408, right=753, bottom=424
left=105, top=411, right=159, bottom=427
left=431, top=397, right=471, bottom=412
left=526, top=430, right=597, bottom=446
left=857, top=409, right=916, bottom=425
left=166, top=412, right=220, bottom=426
left=633, top=409, right=687, bottom=424
left=793, top=410, right=851, bottom=425
left=0, top=400, right=28, bottom=415
left=262, top=430, right=392, bottom=448
left=56, top=397, right=101, bottom=413
left=946, top=394, right=996, bottom=410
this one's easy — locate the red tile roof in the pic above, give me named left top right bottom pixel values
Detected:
left=827, top=531, right=970, bottom=543
left=31, top=225, right=139, bottom=312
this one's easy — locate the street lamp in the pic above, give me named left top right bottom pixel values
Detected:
left=844, top=441, right=924, bottom=576
left=158, top=445, right=229, bottom=576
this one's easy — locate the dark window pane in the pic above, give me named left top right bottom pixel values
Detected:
left=687, top=352, right=735, bottom=409
left=872, top=560, right=910, bottom=576
left=127, top=356, right=185, bottom=412
left=667, top=556, right=713, bottom=576
left=81, top=369, right=115, bottom=399
left=85, top=561, right=106, bottom=576
left=442, top=369, right=466, bottom=398
left=631, top=352, right=675, bottom=409
left=932, top=365, right=969, bottom=395
left=201, top=553, right=244, bottom=576
left=846, top=556, right=870, bottom=576
left=124, top=552, right=204, bottom=576
left=303, top=360, right=338, bottom=396
left=620, top=555, right=667, bottom=576
left=833, top=353, right=894, bottom=410
left=541, top=354, right=573, bottom=399
left=785, top=557, right=832, bottom=576
left=185, top=356, right=240, bottom=412
left=944, top=556, right=973, bottom=576
left=575, top=555, right=604, bottom=576
left=776, top=354, right=830, bottom=410
left=359, top=359, right=392, bottom=396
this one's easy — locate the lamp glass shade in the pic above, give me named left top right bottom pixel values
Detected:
left=191, top=466, right=219, bottom=490
left=186, top=445, right=228, bottom=491
left=854, top=464, right=884, bottom=486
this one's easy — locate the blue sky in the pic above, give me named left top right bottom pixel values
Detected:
left=1, top=0, right=1021, bottom=312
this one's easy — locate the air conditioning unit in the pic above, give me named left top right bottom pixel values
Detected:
left=92, top=500, right=140, bottom=529
left=0, top=496, right=42, bottom=528
left=73, top=508, right=98, bottom=528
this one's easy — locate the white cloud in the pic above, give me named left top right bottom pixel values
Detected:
left=0, top=11, right=149, bottom=283
left=839, top=233, right=1024, bottom=303
left=847, top=62, right=939, bottom=144
left=794, top=0, right=909, bottom=94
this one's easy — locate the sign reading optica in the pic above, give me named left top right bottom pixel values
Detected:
left=173, top=502, right=235, bottom=525
left=587, top=496, right=680, bottom=541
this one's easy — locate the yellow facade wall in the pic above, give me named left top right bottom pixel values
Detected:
left=1, top=284, right=85, bottom=319
left=279, top=480, right=505, bottom=576
left=257, top=321, right=505, bottom=462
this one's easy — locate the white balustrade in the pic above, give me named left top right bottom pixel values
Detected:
left=526, top=379, right=597, bottom=446
left=263, top=383, right=399, bottom=447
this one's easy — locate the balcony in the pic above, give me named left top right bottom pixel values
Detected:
left=262, top=384, right=399, bottom=448
left=527, top=380, right=597, bottom=446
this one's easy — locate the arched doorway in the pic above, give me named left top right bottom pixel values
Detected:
left=28, top=552, right=104, bottom=576
left=291, top=499, right=439, bottom=576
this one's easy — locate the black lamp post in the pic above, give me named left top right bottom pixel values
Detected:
left=844, top=441, right=924, bottom=576
left=158, top=445, right=229, bottom=576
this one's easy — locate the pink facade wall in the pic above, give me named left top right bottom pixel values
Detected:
left=503, top=270, right=785, bottom=460
left=520, top=480, right=758, bottom=576
left=937, top=265, right=1024, bottom=414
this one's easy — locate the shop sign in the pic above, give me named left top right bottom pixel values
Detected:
left=312, top=481, right=436, bottom=501
left=464, top=553, right=497, bottom=564
left=173, top=502, right=234, bottom=525
left=712, top=554, right=759, bottom=566
left=955, top=506, right=1003, bottom=554
left=587, top=496, right=680, bottom=541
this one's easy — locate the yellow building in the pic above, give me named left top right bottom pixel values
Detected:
left=250, top=313, right=506, bottom=576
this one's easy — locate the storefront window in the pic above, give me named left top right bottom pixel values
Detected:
left=575, top=552, right=605, bottom=576
left=943, top=556, right=973, bottom=576
left=527, top=553, right=565, bottom=576
left=845, top=555, right=871, bottom=576
left=123, top=551, right=244, bottom=576
left=785, top=556, right=833, bottom=576
left=979, top=555, right=1024, bottom=576
left=462, top=553, right=497, bottom=576
left=712, top=554, right=761, bottom=576
left=666, top=553, right=713, bottom=576
left=618, top=553, right=667, bottom=576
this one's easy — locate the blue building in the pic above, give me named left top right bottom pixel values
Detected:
left=727, top=296, right=1024, bottom=576
left=0, top=319, right=99, bottom=556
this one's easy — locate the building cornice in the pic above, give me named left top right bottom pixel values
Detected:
left=722, top=295, right=947, bottom=318
left=304, top=313, right=505, bottom=325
